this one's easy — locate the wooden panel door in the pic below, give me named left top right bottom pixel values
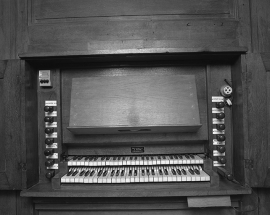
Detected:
left=0, top=60, right=23, bottom=189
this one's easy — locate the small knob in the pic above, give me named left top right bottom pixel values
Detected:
left=218, top=157, right=227, bottom=164
left=44, top=117, right=54, bottom=123
left=217, top=146, right=226, bottom=153
left=45, top=170, right=55, bottom=179
left=44, top=106, right=53, bottom=112
left=45, top=138, right=54, bottom=145
left=44, top=149, right=54, bottom=156
left=216, top=134, right=226, bottom=141
left=216, top=112, right=225, bottom=119
left=45, top=128, right=54, bottom=134
left=216, top=102, right=225, bottom=108
left=216, top=124, right=225, bottom=130
left=226, top=174, right=234, bottom=181
left=45, top=159, right=55, bottom=167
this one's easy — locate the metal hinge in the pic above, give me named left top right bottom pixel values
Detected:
left=244, top=159, right=254, bottom=169
left=19, top=162, right=27, bottom=171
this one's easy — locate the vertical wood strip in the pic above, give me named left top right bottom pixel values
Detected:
left=246, top=53, right=268, bottom=186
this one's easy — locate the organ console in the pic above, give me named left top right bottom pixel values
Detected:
left=20, top=51, right=251, bottom=209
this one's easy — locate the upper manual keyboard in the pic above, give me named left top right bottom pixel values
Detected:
left=66, top=154, right=204, bottom=166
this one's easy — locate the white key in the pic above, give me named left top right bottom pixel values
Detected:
left=112, top=157, right=118, bottom=166
left=153, top=167, right=159, bottom=182
left=177, top=155, right=183, bottom=164
left=175, top=167, right=183, bottom=182
left=122, top=157, right=127, bottom=166
left=89, top=168, right=99, bottom=183
left=194, top=155, right=204, bottom=164
left=116, top=157, right=123, bottom=166
left=74, top=168, right=85, bottom=183
left=106, top=157, right=113, bottom=166
left=162, top=167, right=169, bottom=182
left=111, top=168, right=118, bottom=183
left=138, top=157, right=143, bottom=165
left=83, top=169, right=92, bottom=183
left=183, top=167, right=192, bottom=181
left=104, top=168, right=112, bottom=183
left=139, top=167, right=145, bottom=183
left=100, top=157, right=106, bottom=166
left=156, top=156, right=161, bottom=165
left=126, top=157, right=131, bottom=165
left=134, top=168, right=140, bottom=182
left=169, top=166, right=179, bottom=182
left=130, top=168, right=135, bottom=183
left=69, top=168, right=80, bottom=183
left=125, top=168, right=132, bottom=183
left=67, top=156, right=75, bottom=166
left=134, top=157, right=140, bottom=165
left=150, top=156, right=156, bottom=165
left=185, top=155, right=191, bottom=164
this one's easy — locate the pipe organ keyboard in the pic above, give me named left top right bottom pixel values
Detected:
left=61, top=154, right=210, bottom=184
left=66, top=154, right=204, bottom=166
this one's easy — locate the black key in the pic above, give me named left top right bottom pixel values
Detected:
left=171, top=169, right=176, bottom=175
left=146, top=157, right=149, bottom=160
left=176, top=169, right=182, bottom=175
left=97, top=170, right=103, bottom=176
left=189, top=154, right=195, bottom=159
left=142, top=169, right=145, bottom=176
left=110, top=170, right=115, bottom=177
left=159, top=169, right=163, bottom=175
left=134, top=156, right=137, bottom=160
left=101, top=157, right=106, bottom=160
left=121, top=170, right=125, bottom=176
left=113, top=157, right=117, bottom=160
left=122, top=157, right=125, bottom=160
left=178, top=155, right=183, bottom=159
left=67, top=170, right=74, bottom=176
left=77, top=156, right=83, bottom=160
left=103, top=170, right=108, bottom=177
left=174, top=155, right=178, bottom=159
left=181, top=169, right=187, bottom=175
left=106, top=157, right=110, bottom=160
left=72, top=156, right=79, bottom=161
left=72, top=170, right=78, bottom=176
left=164, top=169, right=169, bottom=175
left=93, top=157, right=98, bottom=161
left=185, top=154, right=190, bottom=159
left=142, top=156, right=145, bottom=160
left=128, top=169, right=132, bottom=176
left=84, top=170, right=90, bottom=176
left=117, top=157, right=121, bottom=160
left=134, top=170, right=138, bottom=176
left=90, top=170, right=95, bottom=176
left=158, top=156, right=161, bottom=160
left=162, top=156, right=166, bottom=160
left=151, top=156, right=154, bottom=160
left=146, top=169, right=150, bottom=176
left=151, top=169, right=155, bottom=175
left=84, top=156, right=91, bottom=161
left=169, top=155, right=174, bottom=159
left=130, top=156, right=133, bottom=160
left=89, top=157, right=94, bottom=161
left=79, top=170, right=86, bottom=176
left=116, top=170, right=120, bottom=176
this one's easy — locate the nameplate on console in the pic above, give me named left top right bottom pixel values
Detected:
left=131, top=147, right=144, bottom=153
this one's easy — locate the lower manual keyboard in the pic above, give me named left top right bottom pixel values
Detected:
left=61, top=165, right=210, bottom=184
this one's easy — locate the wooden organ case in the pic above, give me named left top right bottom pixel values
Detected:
left=20, top=50, right=251, bottom=214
